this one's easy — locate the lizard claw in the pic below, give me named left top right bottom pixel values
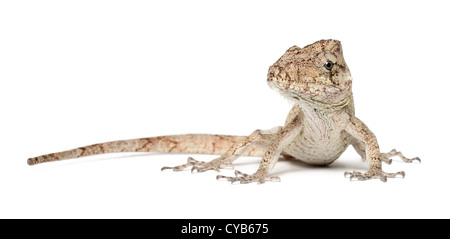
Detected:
left=216, top=170, right=281, bottom=184
left=344, top=169, right=405, bottom=182
left=162, top=157, right=234, bottom=173
left=191, top=161, right=233, bottom=173
left=161, top=157, right=199, bottom=172
left=380, top=149, right=421, bottom=164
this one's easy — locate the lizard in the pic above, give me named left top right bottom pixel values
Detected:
left=27, top=39, right=420, bottom=184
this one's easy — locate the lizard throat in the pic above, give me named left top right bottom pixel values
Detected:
left=268, top=80, right=352, bottom=111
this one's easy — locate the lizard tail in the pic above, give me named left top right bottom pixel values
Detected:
left=27, top=134, right=265, bottom=166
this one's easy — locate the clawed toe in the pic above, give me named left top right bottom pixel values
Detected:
left=161, top=157, right=233, bottom=173
left=344, top=170, right=405, bottom=182
left=161, top=157, right=198, bottom=172
left=381, top=149, right=421, bottom=164
left=217, top=170, right=280, bottom=184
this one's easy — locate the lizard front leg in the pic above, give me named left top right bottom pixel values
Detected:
left=344, top=116, right=405, bottom=182
left=217, top=113, right=303, bottom=184
left=161, top=127, right=282, bottom=173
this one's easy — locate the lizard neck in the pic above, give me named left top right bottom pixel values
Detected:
left=296, top=94, right=354, bottom=115
left=293, top=94, right=354, bottom=143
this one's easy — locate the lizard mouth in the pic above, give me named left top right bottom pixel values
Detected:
left=267, top=79, right=341, bottom=94
left=268, top=78, right=351, bottom=105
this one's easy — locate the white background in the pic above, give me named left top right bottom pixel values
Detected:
left=1, top=0, right=448, bottom=218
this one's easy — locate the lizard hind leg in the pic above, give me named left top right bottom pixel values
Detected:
left=352, top=141, right=420, bottom=164
left=161, top=127, right=281, bottom=174
left=380, top=149, right=421, bottom=164
left=161, top=156, right=233, bottom=173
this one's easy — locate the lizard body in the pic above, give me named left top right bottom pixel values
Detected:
left=28, top=39, right=420, bottom=183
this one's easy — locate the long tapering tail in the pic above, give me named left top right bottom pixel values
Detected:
left=27, top=134, right=265, bottom=165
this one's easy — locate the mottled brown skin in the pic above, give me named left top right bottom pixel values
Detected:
left=28, top=39, right=420, bottom=183
left=27, top=135, right=267, bottom=165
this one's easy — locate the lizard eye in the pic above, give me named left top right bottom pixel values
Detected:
left=324, top=61, right=334, bottom=71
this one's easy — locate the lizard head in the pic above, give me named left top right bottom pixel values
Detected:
left=267, top=39, right=352, bottom=106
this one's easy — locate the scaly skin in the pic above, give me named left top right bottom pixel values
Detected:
left=28, top=39, right=420, bottom=184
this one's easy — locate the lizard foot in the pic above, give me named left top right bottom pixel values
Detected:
left=380, top=149, right=421, bottom=164
left=161, top=157, right=233, bottom=173
left=216, top=170, right=281, bottom=184
left=344, top=169, right=405, bottom=182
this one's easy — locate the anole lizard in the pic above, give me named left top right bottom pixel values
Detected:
left=28, top=39, right=420, bottom=183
